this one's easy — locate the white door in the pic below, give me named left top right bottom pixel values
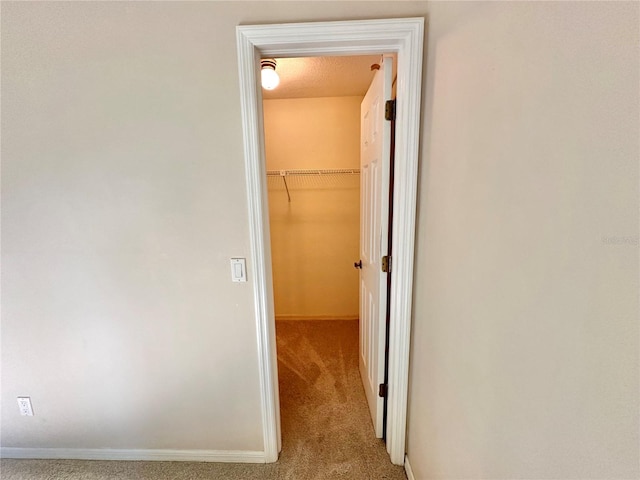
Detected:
left=358, top=56, right=393, bottom=438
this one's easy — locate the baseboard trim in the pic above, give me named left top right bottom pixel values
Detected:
left=0, top=447, right=266, bottom=463
left=404, top=454, right=416, bottom=480
left=275, top=315, right=358, bottom=321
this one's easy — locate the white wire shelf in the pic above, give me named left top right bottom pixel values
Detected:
left=266, top=168, right=360, bottom=177
left=266, top=168, right=359, bottom=202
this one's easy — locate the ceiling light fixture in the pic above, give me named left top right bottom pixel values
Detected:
left=261, top=59, right=280, bottom=90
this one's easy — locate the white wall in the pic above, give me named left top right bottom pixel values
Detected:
left=407, top=2, right=639, bottom=479
left=0, top=1, right=266, bottom=452
left=264, top=97, right=360, bottom=319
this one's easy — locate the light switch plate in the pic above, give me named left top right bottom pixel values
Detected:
left=230, top=258, right=247, bottom=282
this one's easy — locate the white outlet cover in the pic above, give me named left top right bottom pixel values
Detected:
left=17, top=397, right=34, bottom=416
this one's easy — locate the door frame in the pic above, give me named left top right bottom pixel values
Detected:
left=236, top=17, right=424, bottom=465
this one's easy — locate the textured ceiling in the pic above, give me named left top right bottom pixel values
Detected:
left=262, top=55, right=381, bottom=100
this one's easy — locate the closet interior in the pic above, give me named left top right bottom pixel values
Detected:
left=263, top=63, right=376, bottom=320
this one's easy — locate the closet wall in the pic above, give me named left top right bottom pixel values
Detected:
left=264, top=96, right=361, bottom=319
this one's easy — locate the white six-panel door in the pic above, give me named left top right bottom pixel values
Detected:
left=359, top=56, right=393, bottom=438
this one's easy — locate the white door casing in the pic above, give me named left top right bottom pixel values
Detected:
left=359, top=56, right=393, bottom=437
left=236, top=18, right=424, bottom=465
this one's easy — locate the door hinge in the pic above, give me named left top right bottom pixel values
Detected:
left=385, top=100, right=396, bottom=121
left=381, top=255, right=391, bottom=273
left=379, top=383, right=388, bottom=398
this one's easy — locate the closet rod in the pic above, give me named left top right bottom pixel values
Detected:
left=266, top=168, right=360, bottom=177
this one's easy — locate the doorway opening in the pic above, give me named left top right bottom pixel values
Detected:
left=262, top=54, right=393, bottom=466
left=236, top=17, right=424, bottom=465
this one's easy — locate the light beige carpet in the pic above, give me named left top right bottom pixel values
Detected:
left=1, top=320, right=406, bottom=480
left=274, top=320, right=405, bottom=480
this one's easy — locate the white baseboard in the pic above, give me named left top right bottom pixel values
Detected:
left=275, top=314, right=358, bottom=321
left=0, top=448, right=266, bottom=463
left=404, top=454, right=416, bottom=480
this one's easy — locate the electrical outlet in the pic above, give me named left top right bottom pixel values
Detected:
left=17, top=397, right=34, bottom=416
